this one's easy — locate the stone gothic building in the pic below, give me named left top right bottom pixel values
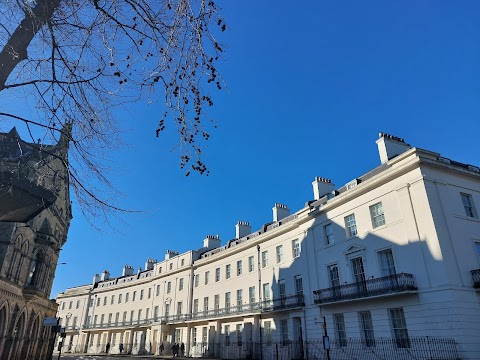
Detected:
left=0, top=127, right=72, bottom=360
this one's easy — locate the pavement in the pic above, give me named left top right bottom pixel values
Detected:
left=58, top=354, right=217, bottom=360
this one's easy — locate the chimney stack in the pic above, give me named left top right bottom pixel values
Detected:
left=100, top=270, right=110, bottom=281
left=236, top=221, right=251, bottom=239
left=273, top=203, right=290, bottom=222
left=93, top=274, right=100, bottom=285
left=145, top=258, right=157, bottom=270
left=122, top=265, right=134, bottom=276
left=376, top=133, right=411, bottom=164
left=312, top=177, right=335, bottom=200
left=203, top=235, right=221, bottom=249
left=165, top=250, right=179, bottom=260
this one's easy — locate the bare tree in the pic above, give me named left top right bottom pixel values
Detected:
left=0, top=0, right=225, bottom=224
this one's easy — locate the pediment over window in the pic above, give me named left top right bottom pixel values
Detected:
left=343, top=244, right=366, bottom=256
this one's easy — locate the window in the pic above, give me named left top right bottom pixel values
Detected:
left=292, top=239, right=301, bottom=258
left=169, top=263, right=173, bottom=270
left=195, top=274, right=199, bottom=287
left=237, top=289, right=243, bottom=310
left=115, top=312, right=119, bottom=325
left=378, top=249, right=396, bottom=276
left=130, top=310, right=134, bottom=321
left=345, top=214, right=357, bottom=237
left=175, top=328, right=182, bottom=343
left=237, top=260, right=243, bottom=276
left=295, top=275, right=303, bottom=296
left=248, top=256, right=254, bottom=272
left=132, top=291, right=136, bottom=301
left=123, top=311, right=127, bottom=323
left=100, top=314, right=105, bottom=325
left=370, top=202, right=385, bottom=228
left=226, top=264, right=231, bottom=279
left=328, top=264, right=340, bottom=288
left=94, top=315, right=98, bottom=326
left=108, top=313, right=113, bottom=324
left=261, top=251, right=268, bottom=268
left=280, top=319, right=288, bottom=344
left=177, top=301, right=182, bottom=316
left=103, top=297, right=107, bottom=306
left=249, top=286, right=256, bottom=305
left=276, top=245, right=284, bottom=263
left=476, top=242, right=480, bottom=261
left=73, top=316, right=78, bottom=328
left=333, top=314, right=347, bottom=346
left=154, top=306, right=158, bottom=321
left=156, top=285, right=160, bottom=296
left=263, top=283, right=270, bottom=301
left=148, top=288, right=151, bottom=299
left=159, top=266, right=162, bottom=273
left=324, top=223, right=334, bottom=245
left=203, top=297, right=209, bottom=314
left=359, top=311, right=375, bottom=346
left=389, top=308, right=410, bottom=347
left=137, top=309, right=142, bottom=320
left=167, top=282, right=171, bottom=293
left=61, top=302, right=65, bottom=310
left=264, top=321, right=272, bottom=345
left=181, top=259, right=185, bottom=266
left=118, top=294, right=122, bottom=304
left=96, top=297, right=100, bottom=307
left=225, top=325, right=231, bottom=346
left=165, top=304, right=170, bottom=317
left=205, top=271, right=210, bottom=285
left=351, top=257, right=366, bottom=283
left=140, top=289, right=144, bottom=300
left=279, top=280, right=286, bottom=301
left=236, top=324, right=243, bottom=346
left=202, top=327, right=208, bottom=344
left=215, top=268, right=220, bottom=282
left=76, top=300, right=80, bottom=309
left=125, top=293, right=129, bottom=302
left=179, top=278, right=184, bottom=291
left=111, top=295, right=115, bottom=305
left=145, top=308, right=149, bottom=320
left=214, top=294, right=220, bottom=312
left=193, top=299, right=199, bottom=314
left=461, top=193, right=477, bottom=218
left=225, top=292, right=231, bottom=309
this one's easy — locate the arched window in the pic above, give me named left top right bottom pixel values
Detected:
left=26, top=251, right=42, bottom=287
left=8, top=235, right=22, bottom=281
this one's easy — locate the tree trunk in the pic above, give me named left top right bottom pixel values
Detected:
left=0, top=0, right=62, bottom=91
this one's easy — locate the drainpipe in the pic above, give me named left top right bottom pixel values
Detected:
left=257, top=245, right=263, bottom=360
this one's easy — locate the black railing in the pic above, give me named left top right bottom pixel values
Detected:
left=263, top=294, right=305, bottom=312
left=471, top=269, right=480, bottom=288
left=313, top=273, right=417, bottom=304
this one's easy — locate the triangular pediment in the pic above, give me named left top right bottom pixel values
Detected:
left=343, top=244, right=366, bottom=255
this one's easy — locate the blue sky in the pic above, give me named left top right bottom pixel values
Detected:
left=4, top=1, right=480, bottom=296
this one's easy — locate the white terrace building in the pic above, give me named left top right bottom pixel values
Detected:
left=55, top=134, right=480, bottom=359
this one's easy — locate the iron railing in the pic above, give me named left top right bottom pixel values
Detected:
left=471, top=268, right=480, bottom=288
left=82, top=295, right=304, bottom=331
left=192, top=338, right=458, bottom=360
left=313, top=273, right=417, bottom=304
left=56, top=337, right=459, bottom=359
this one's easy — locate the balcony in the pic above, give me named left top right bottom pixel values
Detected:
left=263, top=294, right=305, bottom=312
left=313, top=273, right=417, bottom=305
left=472, top=269, right=480, bottom=288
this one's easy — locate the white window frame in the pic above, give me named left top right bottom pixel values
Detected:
left=261, top=251, right=268, bottom=268
left=345, top=213, right=358, bottom=237
left=292, top=239, right=301, bottom=258
left=276, top=245, right=284, bottom=263
left=461, top=193, right=477, bottom=218
left=370, top=202, right=386, bottom=228
left=324, top=223, right=334, bottom=245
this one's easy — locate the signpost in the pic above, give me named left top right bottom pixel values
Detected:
left=43, top=317, right=59, bottom=360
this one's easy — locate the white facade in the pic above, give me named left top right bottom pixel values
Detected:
left=55, top=133, right=480, bottom=359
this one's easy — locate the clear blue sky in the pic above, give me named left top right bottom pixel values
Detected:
left=5, top=1, right=480, bottom=297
